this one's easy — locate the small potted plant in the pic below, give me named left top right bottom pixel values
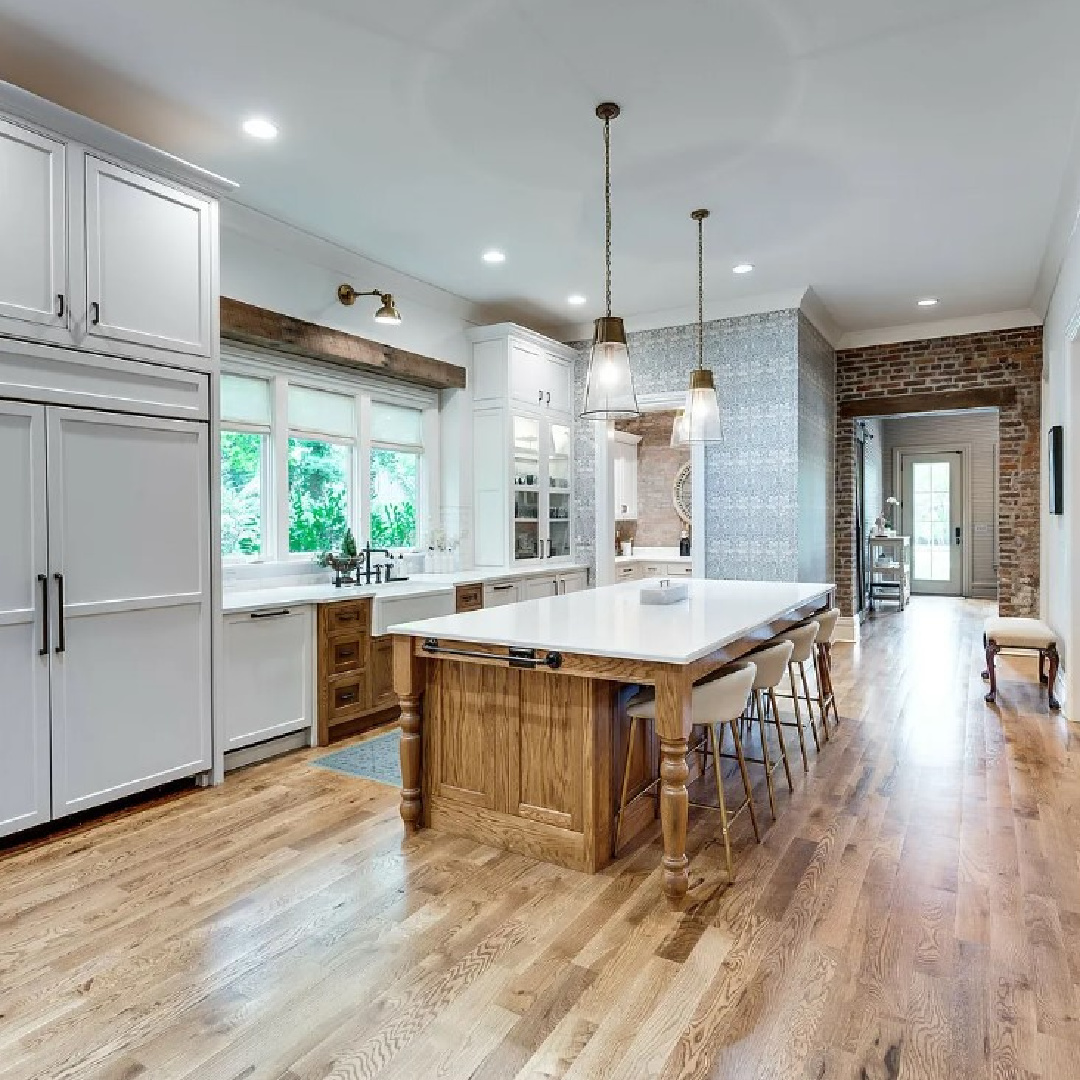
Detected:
left=319, top=527, right=362, bottom=586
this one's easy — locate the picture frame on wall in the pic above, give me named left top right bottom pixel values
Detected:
left=1049, top=425, right=1064, bottom=515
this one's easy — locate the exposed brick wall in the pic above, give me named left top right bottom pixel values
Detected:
left=835, top=327, right=1043, bottom=618
left=614, top=411, right=689, bottom=547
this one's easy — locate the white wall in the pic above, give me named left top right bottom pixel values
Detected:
left=218, top=202, right=481, bottom=564
left=1042, top=213, right=1080, bottom=714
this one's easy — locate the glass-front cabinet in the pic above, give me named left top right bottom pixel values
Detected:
left=511, top=413, right=572, bottom=563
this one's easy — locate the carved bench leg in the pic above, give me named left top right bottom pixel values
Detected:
left=983, top=639, right=1000, bottom=704
left=1047, top=644, right=1061, bottom=711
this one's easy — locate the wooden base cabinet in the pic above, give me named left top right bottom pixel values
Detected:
left=0, top=399, right=212, bottom=836
left=317, top=599, right=398, bottom=744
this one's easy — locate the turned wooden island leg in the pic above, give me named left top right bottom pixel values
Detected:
left=655, top=666, right=694, bottom=903
left=393, top=635, right=426, bottom=834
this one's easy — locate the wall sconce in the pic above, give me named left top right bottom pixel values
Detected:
left=337, top=284, right=402, bottom=325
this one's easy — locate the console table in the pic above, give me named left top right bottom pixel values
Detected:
left=868, top=535, right=911, bottom=611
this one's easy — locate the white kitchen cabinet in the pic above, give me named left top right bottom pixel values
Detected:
left=223, top=607, right=313, bottom=751
left=84, top=156, right=213, bottom=358
left=483, top=580, right=521, bottom=607
left=557, top=570, right=588, bottom=595
left=0, top=403, right=51, bottom=837
left=616, top=563, right=640, bottom=583
left=470, top=324, right=578, bottom=569
left=523, top=576, right=558, bottom=601
left=47, top=408, right=212, bottom=818
left=0, top=118, right=67, bottom=333
left=613, top=431, right=640, bottom=520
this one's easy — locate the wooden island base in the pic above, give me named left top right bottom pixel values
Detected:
left=393, top=580, right=830, bottom=901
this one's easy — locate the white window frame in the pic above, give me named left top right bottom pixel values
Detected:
left=220, top=375, right=273, bottom=564
left=220, top=347, right=438, bottom=565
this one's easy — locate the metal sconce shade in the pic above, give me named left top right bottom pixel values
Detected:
left=338, top=283, right=401, bottom=325
left=373, top=294, right=401, bottom=324
left=581, top=316, right=639, bottom=419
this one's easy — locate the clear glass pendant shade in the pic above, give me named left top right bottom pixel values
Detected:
left=581, top=317, right=640, bottom=419
left=671, top=368, right=722, bottom=445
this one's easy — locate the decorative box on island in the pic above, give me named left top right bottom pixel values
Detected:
left=639, top=578, right=689, bottom=605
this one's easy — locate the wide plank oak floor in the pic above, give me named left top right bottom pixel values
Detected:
left=2, top=597, right=1079, bottom=1079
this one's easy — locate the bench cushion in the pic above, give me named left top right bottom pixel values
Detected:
left=984, top=617, right=1056, bottom=649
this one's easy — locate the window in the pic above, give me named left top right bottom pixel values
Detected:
left=220, top=374, right=271, bottom=558
left=287, top=385, right=355, bottom=555
left=219, top=363, right=432, bottom=562
left=370, top=403, right=423, bottom=549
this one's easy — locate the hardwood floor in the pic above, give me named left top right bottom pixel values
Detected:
left=2, top=597, right=1078, bottom=1079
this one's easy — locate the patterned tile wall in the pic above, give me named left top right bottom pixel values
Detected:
left=572, top=310, right=805, bottom=580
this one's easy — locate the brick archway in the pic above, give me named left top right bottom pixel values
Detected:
left=835, top=327, right=1043, bottom=618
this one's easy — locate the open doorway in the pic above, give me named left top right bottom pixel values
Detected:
left=855, top=407, right=999, bottom=611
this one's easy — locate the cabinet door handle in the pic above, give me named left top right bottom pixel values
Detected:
left=546, top=391, right=551, bottom=405
left=56, top=294, right=65, bottom=318
left=492, top=584, right=515, bottom=591
left=89, top=301, right=100, bottom=326
left=37, top=574, right=49, bottom=656
left=250, top=608, right=291, bottom=619
left=538, top=389, right=544, bottom=403
left=53, top=573, right=65, bottom=654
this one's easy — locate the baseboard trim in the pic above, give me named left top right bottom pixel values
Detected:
left=224, top=729, right=311, bottom=772
left=836, top=616, right=860, bottom=644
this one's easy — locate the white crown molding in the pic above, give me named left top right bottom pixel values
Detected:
left=0, top=78, right=236, bottom=197
left=1033, top=111, right=1080, bottom=319
left=220, top=199, right=498, bottom=327
left=836, top=309, right=1042, bottom=351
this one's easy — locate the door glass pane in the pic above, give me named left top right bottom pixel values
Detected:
left=513, top=416, right=540, bottom=486
left=288, top=438, right=351, bottom=553
left=221, top=430, right=266, bottom=557
left=911, top=461, right=951, bottom=581
left=513, top=416, right=541, bottom=560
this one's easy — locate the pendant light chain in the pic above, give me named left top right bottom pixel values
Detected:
left=697, top=212, right=704, bottom=371
left=604, top=115, right=612, bottom=318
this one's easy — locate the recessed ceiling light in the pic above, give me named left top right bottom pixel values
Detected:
left=732, top=263, right=754, bottom=275
left=482, top=249, right=506, bottom=264
left=917, top=297, right=939, bottom=307
left=567, top=294, right=587, bottom=306
left=242, top=117, right=278, bottom=140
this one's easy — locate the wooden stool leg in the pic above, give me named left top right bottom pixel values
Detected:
left=614, top=715, right=639, bottom=856
left=811, top=651, right=831, bottom=742
left=729, top=719, right=760, bottom=842
left=710, top=723, right=733, bottom=880
left=769, top=687, right=794, bottom=792
left=983, top=639, right=1000, bottom=704
left=797, top=662, right=822, bottom=752
left=785, top=665, right=810, bottom=772
left=823, top=642, right=840, bottom=726
left=754, top=689, right=778, bottom=821
left=1047, top=644, right=1061, bottom=711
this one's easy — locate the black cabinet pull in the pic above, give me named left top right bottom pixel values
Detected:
left=54, top=573, right=65, bottom=653
left=955, top=526, right=961, bottom=546
left=546, top=391, right=551, bottom=405
left=56, top=294, right=65, bottom=318
left=538, top=389, right=543, bottom=403
left=250, top=608, right=291, bottom=619
left=37, top=574, right=49, bottom=656
left=89, top=301, right=100, bottom=325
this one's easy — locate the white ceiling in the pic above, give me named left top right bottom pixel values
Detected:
left=2, top=0, right=1079, bottom=336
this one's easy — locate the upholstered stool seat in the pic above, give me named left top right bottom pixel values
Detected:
left=982, top=616, right=1060, bottom=711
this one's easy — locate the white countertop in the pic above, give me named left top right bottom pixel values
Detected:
left=389, top=578, right=834, bottom=664
left=614, top=553, right=691, bottom=565
left=222, top=564, right=590, bottom=614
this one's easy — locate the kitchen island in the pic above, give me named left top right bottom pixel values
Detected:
left=391, top=577, right=833, bottom=902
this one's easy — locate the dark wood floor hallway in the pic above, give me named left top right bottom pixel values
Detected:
left=1, top=597, right=1077, bottom=1079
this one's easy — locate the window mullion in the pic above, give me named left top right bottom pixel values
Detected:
left=358, top=394, right=372, bottom=545
left=272, top=375, right=289, bottom=561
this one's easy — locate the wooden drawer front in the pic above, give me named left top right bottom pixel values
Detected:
left=330, top=636, right=366, bottom=676
left=455, top=584, right=483, bottom=613
left=329, top=676, right=365, bottom=719
left=324, top=599, right=370, bottom=633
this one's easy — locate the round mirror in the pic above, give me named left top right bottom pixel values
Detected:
left=673, top=461, right=691, bottom=524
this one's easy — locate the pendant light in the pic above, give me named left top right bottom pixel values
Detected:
left=581, top=103, right=640, bottom=420
left=671, top=209, right=722, bottom=445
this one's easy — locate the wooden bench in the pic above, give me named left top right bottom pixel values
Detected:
left=982, top=617, right=1060, bottom=711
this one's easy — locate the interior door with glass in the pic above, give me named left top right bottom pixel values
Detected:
left=512, top=415, right=541, bottom=562
left=547, top=421, right=571, bottom=559
left=901, top=452, right=963, bottom=596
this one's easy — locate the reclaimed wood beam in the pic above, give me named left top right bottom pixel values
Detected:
left=838, top=386, right=1015, bottom=419
left=220, top=297, right=467, bottom=391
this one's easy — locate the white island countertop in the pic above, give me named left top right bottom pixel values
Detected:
left=390, top=578, right=834, bottom=665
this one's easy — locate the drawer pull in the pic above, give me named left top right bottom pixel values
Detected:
left=250, top=608, right=291, bottom=619
left=337, top=689, right=356, bottom=704
left=336, top=611, right=359, bottom=622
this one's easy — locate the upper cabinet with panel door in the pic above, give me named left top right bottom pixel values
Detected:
left=0, top=81, right=234, bottom=372
left=469, top=323, right=575, bottom=419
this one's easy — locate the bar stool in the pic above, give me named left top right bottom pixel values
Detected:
left=773, top=620, right=822, bottom=769
left=813, top=608, right=841, bottom=735
left=615, top=663, right=759, bottom=881
left=740, top=640, right=795, bottom=820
